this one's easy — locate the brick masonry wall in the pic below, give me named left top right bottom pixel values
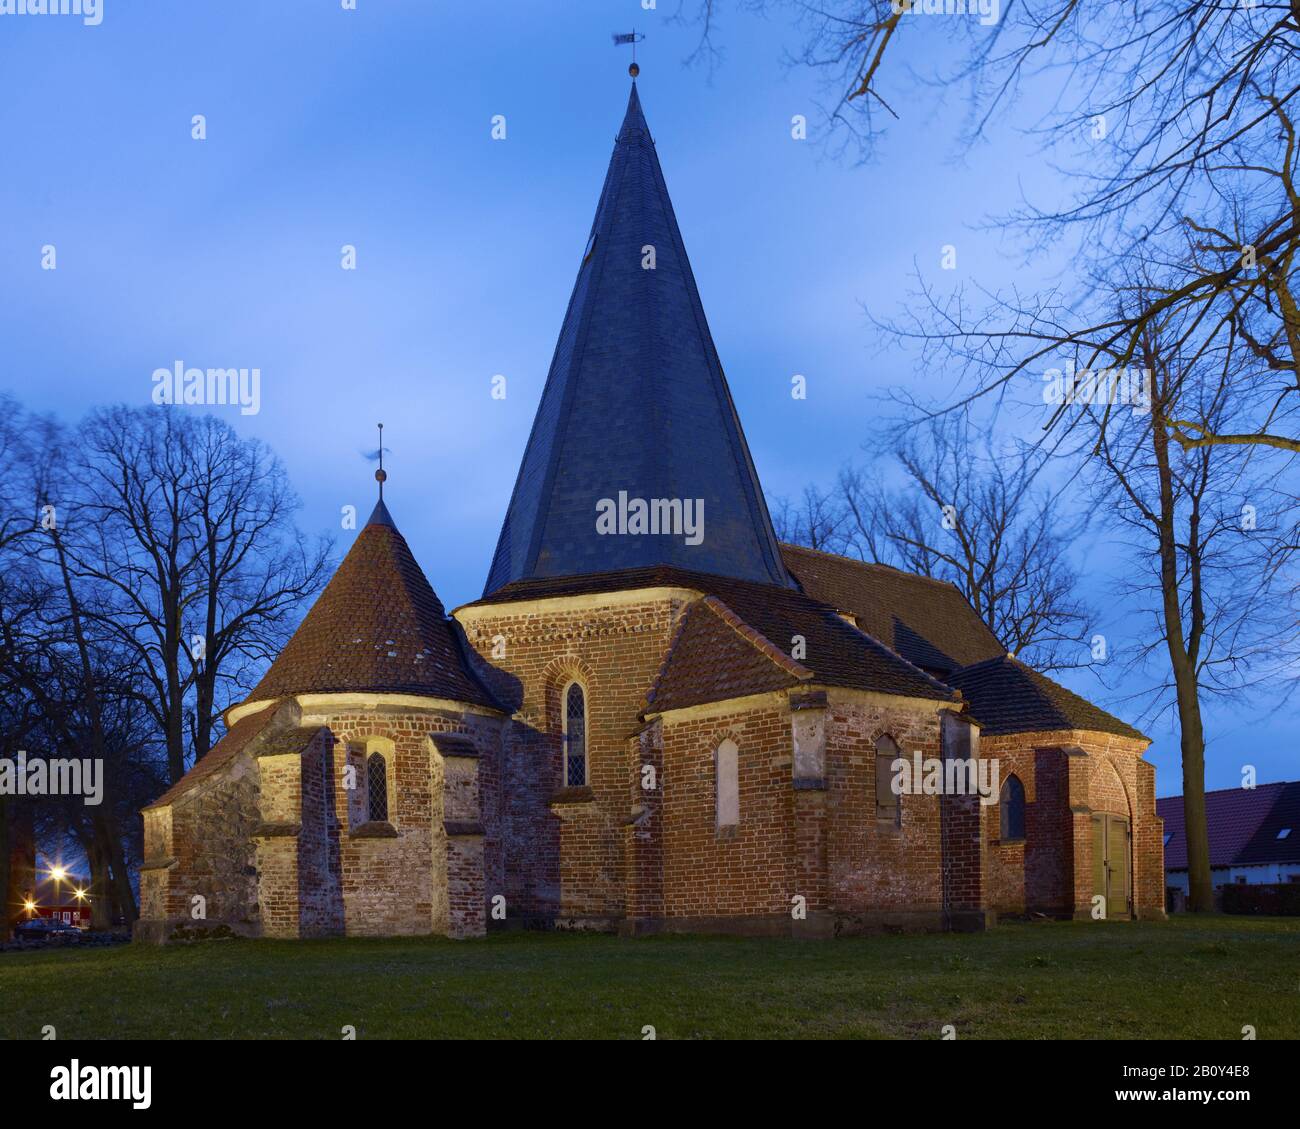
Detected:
left=305, top=706, right=498, bottom=937
left=980, top=730, right=1164, bottom=919
left=657, top=703, right=796, bottom=920
left=142, top=700, right=498, bottom=941
left=459, top=592, right=691, bottom=926
left=823, top=698, right=953, bottom=928
left=295, top=730, right=344, bottom=937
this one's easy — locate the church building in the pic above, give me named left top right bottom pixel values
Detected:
left=136, top=81, right=1164, bottom=943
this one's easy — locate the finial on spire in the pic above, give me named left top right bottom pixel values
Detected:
left=374, top=422, right=387, bottom=500
left=613, top=29, right=644, bottom=78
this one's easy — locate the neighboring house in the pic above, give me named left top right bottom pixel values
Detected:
left=22, top=874, right=93, bottom=929
left=1158, top=782, right=1300, bottom=898
left=135, top=79, right=1163, bottom=944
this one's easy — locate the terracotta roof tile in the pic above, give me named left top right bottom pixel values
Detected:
left=468, top=565, right=957, bottom=705
left=782, top=543, right=1005, bottom=674
left=647, top=596, right=809, bottom=713
left=247, top=501, right=499, bottom=709
left=143, top=706, right=280, bottom=810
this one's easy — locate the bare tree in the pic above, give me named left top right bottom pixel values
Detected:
left=689, top=2, right=1300, bottom=452
left=1078, top=297, right=1300, bottom=913
left=771, top=482, right=852, bottom=550
left=777, top=414, right=1095, bottom=670
left=55, top=407, right=330, bottom=783
left=854, top=417, right=1095, bottom=669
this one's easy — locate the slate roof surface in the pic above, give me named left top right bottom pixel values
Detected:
left=1158, top=782, right=1300, bottom=869
left=945, top=655, right=1146, bottom=741
left=782, top=543, right=1005, bottom=674
left=468, top=565, right=958, bottom=707
left=484, top=82, right=793, bottom=594
left=247, top=500, right=499, bottom=709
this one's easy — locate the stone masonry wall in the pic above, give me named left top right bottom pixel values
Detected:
left=140, top=753, right=261, bottom=938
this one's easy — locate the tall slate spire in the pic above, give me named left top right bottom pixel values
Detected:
left=484, top=82, right=794, bottom=594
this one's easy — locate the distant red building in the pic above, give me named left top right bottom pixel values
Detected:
left=21, top=874, right=93, bottom=929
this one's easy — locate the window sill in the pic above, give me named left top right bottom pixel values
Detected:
left=716, top=824, right=739, bottom=841
left=549, top=786, right=595, bottom=806
left=349, top=820, right=398, bottom=839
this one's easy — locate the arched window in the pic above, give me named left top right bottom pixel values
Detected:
left=875, top=734, right=902, bottom=825
left=1000, top=774, right=1026, bottom=841
left=366, top=751, right=389, bottom=823
left=563, top=682, right=587, bottom=787
left=715, top=738, right=739, bottom=829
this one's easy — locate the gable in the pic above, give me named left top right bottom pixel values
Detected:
left=647, top=597, right=808, bottom=713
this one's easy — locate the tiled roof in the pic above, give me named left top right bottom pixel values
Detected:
left=247, top=500, right=499, bottom=709
left=484, top=82, right=793, bottom=594
left=782, top=544, right=1005, bottom=674
left=143, top=706, right=280, bottom=810
left=647, top=596, right=811, bottom=713
left=1157, top=782, right=1300, bottom=869
left=945, top=655, right=1146, bottom=740
left=467, top=565, right=958, bottom=707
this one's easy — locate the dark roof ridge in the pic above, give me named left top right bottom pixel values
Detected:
left=781, top=542, right=967, bottom=592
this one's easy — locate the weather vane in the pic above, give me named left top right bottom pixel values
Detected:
left=374, top=422, right=386, bottom=501
left=613, top=29, right=645, bottom=78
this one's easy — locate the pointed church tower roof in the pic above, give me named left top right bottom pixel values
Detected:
left=484, top=82, right=794, bottom=595
left=246, top=499, right=498, bottom=710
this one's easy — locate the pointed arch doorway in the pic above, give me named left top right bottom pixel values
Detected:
left=1091, top=813, right=1131, bottom=918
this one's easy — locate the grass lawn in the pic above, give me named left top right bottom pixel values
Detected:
left=1, top=916, right=1296, bottom=1040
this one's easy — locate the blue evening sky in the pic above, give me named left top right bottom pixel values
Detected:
left=0, top=1, right=1288, bottom=793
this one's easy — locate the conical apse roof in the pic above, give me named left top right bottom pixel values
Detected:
left=247, top=500, right=497, bottom=709
left=484, top=82, right=794, bottom=594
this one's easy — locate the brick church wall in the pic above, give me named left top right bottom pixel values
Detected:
left=657, top=700, right=795, bottom=925
left=643, top=691, right=973, bottom=934
left=458, top=589, right=694, bottom=927
left=980, top=730, right=1164, bottom=920
left=304, top=705, right=498, bottom=937
left=141, top=699, right=499, bottom=942
left=823, top=697, right=954, bottom=931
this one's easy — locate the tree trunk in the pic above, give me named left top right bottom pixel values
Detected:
left=5, top=800, right=36, bottom=935
left=98, top=806, right=139, bottom=924
left=86, top=831, right=112, bottom=930
left=0, top=795, right=10, bottom=940
left=1150, top=376, right=1215, bottom=912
